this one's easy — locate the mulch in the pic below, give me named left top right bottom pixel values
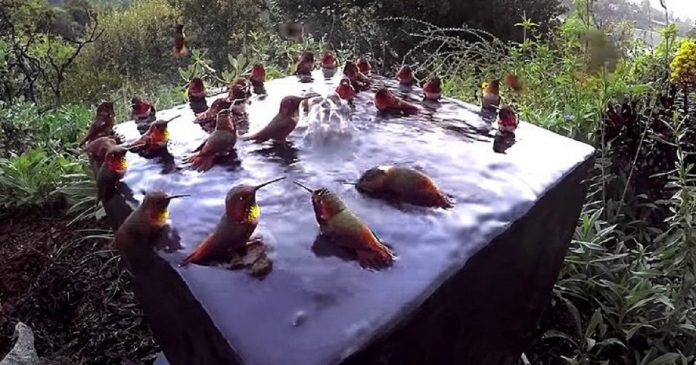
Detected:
left=0, top=212, right=158, bottom=364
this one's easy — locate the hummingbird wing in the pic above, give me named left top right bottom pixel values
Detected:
left=199, top=130, right=236, bottom=157
left=247, top=113, right=296, bottom=142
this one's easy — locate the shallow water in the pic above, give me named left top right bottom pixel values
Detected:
left=115, top=70, right=594, bottom=365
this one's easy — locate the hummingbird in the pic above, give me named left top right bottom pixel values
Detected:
left=227, top=80, right=251, bottom=115
left=194, top=97, right=232, bottom=133
left=248, top=63, right=266, bottom=94
left=83, top=136, right=118, bottom=166
left=343, top=61, right=370, bottom=91
left=321, top=51, right=338, bottom=78
left=294, top=181, right=395, bottom=269
left=356, top=58, right=371, bottom=75
left=187, top=77, right=208, bottom=114
left=335, top=78, right=357, bottom=102
left=173, top=23, right=187, bottom=57
left=96, top=145, right=128, bottom=204
left=497, top=106, right=519, bottom=133
left=128, top=115, right=180, bottom=155
left=180, top=177, right=285, bottom=266
left=295, top=51, right=315, bottom=83
left=355, top=166, right=452, bottom=208
left=396, top=65, right=416, bottom=86
left=504, top=73, right=523, bottom=92
left=422, top=77, right=442, bottom=101
left=480, top=80, right=500, bottom=112
left=374, top=88, right=419, bottom=115
left=81, top=100, right=116, bottom=146
left=131, top=97, right=157, bottom=134
left=114, top=191, right=189, bottom=252
left=243, top=95, right=311, bottom=143
left=185, top=109, right=237, bottom=172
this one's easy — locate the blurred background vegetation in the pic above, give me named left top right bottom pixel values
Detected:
left=1, top=0, right=695, bottom=364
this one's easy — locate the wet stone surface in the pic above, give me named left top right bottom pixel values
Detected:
left=114, top=71, right=594, bottom=365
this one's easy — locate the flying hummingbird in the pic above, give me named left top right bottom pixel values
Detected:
left=173, top=23, right=187, bottom=58
left=128, top=115, right=180, bottom=155
left=480, top=79, right=500, bottom=112
left=131, top=97, right=157, bottom=134
left=81, top=100, right=117, bottom=146
left=356, top=58, right=372, bottom=75
left=243, top=95, right=311, bottom=143
left=355, top=166, right=452, bottom=208
left=185, top=109, right=237, bottom=172
left=96, top=145, right=128, bottom=204
left=295, top=51, right=315, bottom=83
left=396, top=65, right=416, bottom=86
left=422, top=77, right=442, bottom=101
left=343, top=61, right=370, bottom=91
left=180, top=177, right=285, bottom=266
left=294, top=181, right=395, bottom=269
left=374, top=88, right=419, bottom=115
left=114, top=191, right=189, bottom=252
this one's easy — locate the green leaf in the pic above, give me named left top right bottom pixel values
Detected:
left=647, top=353, right=681, bottom=365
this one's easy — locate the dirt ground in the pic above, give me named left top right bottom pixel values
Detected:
left=0, top=212, right=158, bottom=365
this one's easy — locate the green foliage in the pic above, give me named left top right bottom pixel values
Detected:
left=0, top=148, right=83, bottom=210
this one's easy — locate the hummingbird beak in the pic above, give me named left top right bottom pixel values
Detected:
left=165, top=115, right=181, bottom=123
left=293, top=181, right=314, bottom=193
left=166, top=194, right=191, bottom=201
left=254, top=176, right=286, bottom=191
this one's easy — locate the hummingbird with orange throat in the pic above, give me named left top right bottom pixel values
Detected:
left=187, top=77, right=208, bottom=114
left=422, top=77, right=442, bottom=101
left=321, top=51, right=338, bottom=78
left=180, top=177, right=285, bottom=266
left=248, top=64, right=266, bottom=94
left=396, top=65, right=416, bottom=87
left=114, top=191, right=189, bottom=252
left=96, top=145, right=128, bottom=204
left=480, top=79, right=500, bottom=112
left=131, top=97, right=157, bottom=134
left=128, top=115, right=180, bottom=155
left=294, top=181, right=395, bottom=270
left=343, top=61, right=370, bottom=91
left=295, top=51, right=315, bottom=83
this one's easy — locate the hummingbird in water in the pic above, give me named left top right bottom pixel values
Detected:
left=131, top=97, right=157, bottom=134
left=128, top=115, right=180, bottom=155
left=96, top=145, right=128, bottom=204
left=243, top=95, right=312, bottom=143
left=497, top=105, right=519, bottom=133
left=343, top=61, right=370, bottom=91
left=355, top=166, right=452, bottom=208
left=81, top=100, right=117, bottom=146
left=480, top=79, right=500, bottom=112
left=396, top=65, right=416, bottom=86
left=248, top=63, right=266, bottom=94
left=356, top=58, right=372, bottom=75
left=180, top=177, right=285, bottom=266
left=321, top=51, right=338, bottom=78
left=187, top=77, right=208, bottom=114
left=114, top=191, right=189, bottom=252
left=295, top=51, right=315, bottom=83
left=422, top=77, right=442, bottom=101
left=335, top=78, right=357, bottom=102
left=185, top=109, right=237, bottom=172
left=194, top=97, right=232, bottom=133
left=294, top=181, right=395, bottom=270
left=374, top=88, right=419, bottom=115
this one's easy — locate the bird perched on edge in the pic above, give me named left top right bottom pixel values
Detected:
left=81, top=100, right=117, bottom=146
left=180, top=177, right=285, bottom=266
left=243, top=95, right=313, bottom=143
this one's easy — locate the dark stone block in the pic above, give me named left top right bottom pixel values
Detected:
left=108, top=71, right=594, bottom=365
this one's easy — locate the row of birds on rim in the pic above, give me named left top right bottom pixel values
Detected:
left=80, top=37, right=521, bottom=270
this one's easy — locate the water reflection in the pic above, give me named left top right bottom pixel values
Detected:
left=493, top=131, right=516, bottom=154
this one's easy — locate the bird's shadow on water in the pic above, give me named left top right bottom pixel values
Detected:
left=249, top=141, right=299, bottom=166
left=135, top=148, right=179, bottom=174
left=493, top=131, right=517, bottom=154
